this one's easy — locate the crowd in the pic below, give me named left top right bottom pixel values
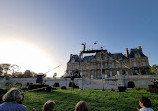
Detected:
left=0, top=88, right=154, bottom=111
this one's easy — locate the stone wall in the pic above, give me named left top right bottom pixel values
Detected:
left=0, top=75, right=157, bottom=89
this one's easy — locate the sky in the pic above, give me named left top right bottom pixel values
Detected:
left=0, top=0, right=158, bottom=77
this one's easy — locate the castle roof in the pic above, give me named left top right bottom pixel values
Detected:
left=68, top=47, right=147, bottom=63
left=82, top=55, right=95, bottom=62
left=111, top=53, right=128, bottom=60
left=68, top=55, right=80, bottom=63
left=128, top=48, right=146, bottom=58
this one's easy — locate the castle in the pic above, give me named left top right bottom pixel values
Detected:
left=66, top=46, right=151, bottom=79
left=0, top=46, right=155, bottom=89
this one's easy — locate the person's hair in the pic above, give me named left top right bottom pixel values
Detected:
left=43, top=100, right=55, bottom=111
left=139, top=97, right=151, bottom=107
left=75, top=101, right=88, bottom=111
left=2, top=88, right=24, bottom=103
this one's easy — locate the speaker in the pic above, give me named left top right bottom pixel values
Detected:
left=118, top=86, right=126, bottom=92
left=45, top=86, right=52, bottom=92
left=36, top=75, right=43, bottom=84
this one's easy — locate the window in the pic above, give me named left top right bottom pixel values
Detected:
left=133, top=62, right=137, bottom=67
left=77, top=65, right=79, bottom=69
left=97, top=56, right=100, bottom=61
left=125, top=71, right=128, bottom=75
left=134, top=70, right=138, bottom=75
left=121, top=62, right=128, bottom=68
left=88, top=72, right=90, bottom=77
left=81, top=72, right=84, bottom=76
left=94, top=72, right=97, bottom=78
left=94, top=64, right=96, bottom=69
left=67, top=65, right=70, bottom=70
left=109, top=63, right=112, bottom=68
left=84, top=65, right=86, bottom=70
left=116, top=63, right=119, bottom=68
left=87, top=64, right=90, bottom=70
left=110, top=71, right=113, bottom=77
left=102, top=63, right=105, bottom=69
left=142, top=61, right=146, bottom=66
left=102, top=74, right=105, bottom=79
left=74, top=65, right=76, bottom=70
left=97, top=64, right=100, bottom=69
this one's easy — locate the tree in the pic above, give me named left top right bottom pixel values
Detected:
left=53, top=73, right=57, bottom=78
left=12, top=72, right=23, bottom=78
left=0, top=66, right=3, bottom=76
left=151, top=64, right=158, bottom=75
left=23, top=70, right=33, bottom=78
left=0, top=64, right=19, bottom=76
left=32, top=72, right=38, bottom=77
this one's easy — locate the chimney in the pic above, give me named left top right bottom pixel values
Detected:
left=126, top=48, right=129, bottom=57
left=70, top=54, right=73, bottom=58
left=138, top=46, right=142, bottom=52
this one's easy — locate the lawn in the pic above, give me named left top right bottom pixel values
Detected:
left=20, top=88, right=158, bottom=111
left=1, top=86, right=158, bottom=111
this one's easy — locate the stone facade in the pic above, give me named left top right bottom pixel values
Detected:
left=66, top=46, right=151, bottom=79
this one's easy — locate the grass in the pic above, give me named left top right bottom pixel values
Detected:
left=1, top=86, right=158, bottom=111
left=23, top=88, right=158, bottom=111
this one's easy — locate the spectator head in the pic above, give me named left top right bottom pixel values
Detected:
left=75, top=101, right=88, bottom=111
left=139, top=97, right=151, bottom=108
left=43, top=100, right=55, bottom=111
left=2, top=88, right=24, bottom=104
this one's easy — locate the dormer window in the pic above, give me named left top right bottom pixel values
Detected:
left=71, top=58, right=75, bottom=63
left=135, top=53, right=140, bottom=58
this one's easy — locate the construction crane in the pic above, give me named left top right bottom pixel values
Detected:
left=44, top=64, right=62, bottom=76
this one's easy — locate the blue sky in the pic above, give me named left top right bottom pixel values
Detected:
left=0, top=0, right=158, bottom=77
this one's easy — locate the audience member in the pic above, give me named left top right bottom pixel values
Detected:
left=137, top=96, right=154, bottom=111
left=0, top=88, right=27, bottom=111
left=0, top=95, right=3, bottom=104
left=75, top=101, right=88, bottom=111
left=43, top=100, right=55, bottom=111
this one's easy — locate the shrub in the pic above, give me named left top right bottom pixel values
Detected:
left=61, top=86, right=67, bottom=89
left=15, top=82, right=22, bottom=86
left=53, top=83, right=60, bottom=87
left=5, top=82, right=12, bottom=86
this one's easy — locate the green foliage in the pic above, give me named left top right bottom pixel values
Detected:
left=0, top=64, right=19, bottom=76
left=19, top=89, right=158, bottom=111
left=151, top=64, right=158, bottom=75
left=23, top=70, right=33, bottom=78
left=4, top=75, right=11, bottom=80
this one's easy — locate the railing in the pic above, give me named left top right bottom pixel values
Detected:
left=125, top=75, right=157, bottom=79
